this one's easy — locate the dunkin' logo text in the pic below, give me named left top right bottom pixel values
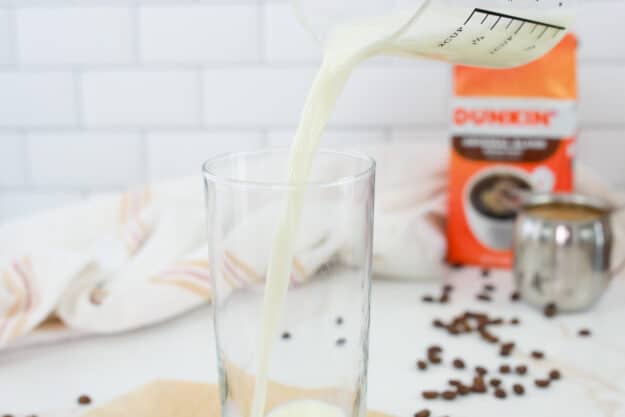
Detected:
left=454, top=108, right=557, bottom=127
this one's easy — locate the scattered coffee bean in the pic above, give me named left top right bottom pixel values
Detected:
left=494, top=388, right=507, bottom=399
left=510, top=318, right=520, bottom=325
left=449, top=379, right=462, bottom=387
left=439, top=293, right=450, bottom=304
left=77, top=395, right=92, bottom=405
left=475, top=366, right=488, bottom=376
left=335, top=316, right=343, bottom=325
left=336, top=337, right=347, bottom=346
left=457, top=385, right=471, bottom=396
left=442, top=391, right=457, bottom=400
left=472, top=376, right=487, bottom=393
left=429, top=356, right=442, bottom=364
left=578, top=328, right=591, bottom=337
left=432, top=319, right=446, bottom=328
left=531, top=350, right=545, bottom=360
left=549, top=370, right=561, bottom=380
left=443, top=284, right=454, bottom=293
left=481, top=268, right=491, bottom=278
left=544, top=302, right=558, bottom=318
left=513, top=384, right=525, bottom=395
left=510, top=291, right=521, bottom=302
left=480, top=329, right=499, bottom=344
left=417, top=360, right=428, bottom=370
left=489, top=318, right=504, bottom=325
left=476, top=294, right=492, bottom=302
left=500, top=342, right=515, bottom=357
left=414, top=409, right=431, bottom=417
left=428, top=345, right=443, bottom=354
left=490, top=378, right=502, bottom=387
left=281, top=332, right=291, bottom=340
left=499, top=365, right=511, bottom=374
left=422, top=295, right=435, bottom=303
left=453, top=358, right=465, bottom=369
left=483, top=284, right=495, bottom=292
left=535, top=379, right=551, bottom=388
left=422, top=391, right=439, bottom=400
left=515, top=365, right=528, bottom=376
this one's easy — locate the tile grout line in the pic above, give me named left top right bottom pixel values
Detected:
left=6, top=4, right=17, bottom=66
left=130, top=1, right=141, bottom=65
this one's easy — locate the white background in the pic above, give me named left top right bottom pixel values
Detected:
left=0, top=0, right=624, bottom=221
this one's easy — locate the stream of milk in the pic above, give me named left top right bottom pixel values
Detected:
left=249, top=2, right=571, bottom=417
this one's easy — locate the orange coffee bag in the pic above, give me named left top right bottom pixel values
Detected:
left=447, top=34, right=577, bottom=268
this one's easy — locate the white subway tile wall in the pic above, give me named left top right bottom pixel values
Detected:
left=0, top=0, right=624, bottom=221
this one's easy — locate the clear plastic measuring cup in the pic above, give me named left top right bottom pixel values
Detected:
left=293, top=0, right=577, bottom=67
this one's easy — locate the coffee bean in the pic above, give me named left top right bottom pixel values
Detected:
left=414, top=409, right=431, bottom=417
left=428, top=345, right=443, bottom=354
left=441, top=391, right=457, bottom=400
left=510, top=318, right=520, bottom=325
left=483, top=284, right=495, bottom=292
left=531, top=351, right=545, bottom=360
left=475, top=366, right=488, bottom=376
left=429, top=356, right=442, bottom=364
left=336, top=337, right=347, bottom=346
left=281, top=332, right=291, bottom=340
left=422, top=295, right=435, bottom=303
left=457, top=385, right=471, bottom=396
left=500, top=342, right=515, bottom=357
left=443, top=284, right=454, bottom=293
left=476, top=294, right=491, bottom=302
left=422, top=391, right=439, bottom=400
left=417, top=360, right=428, bottom=370
left=513, top=384, right=525, bottom=395
left=439, top=293, right=450, bottom=304
left=549, top=370, right=561, bottom=380
left=453, top=358, right=465, bottom=369
left=494, top=388, right=507, bottom=399
left=449, top=379, right=462, bottom=387
left=515, top=365, right=528, bottom=376
left=472, top=376, right=487, bottom=393
left=510, top=291, right=521, bottom=302
left=499, top=365, right=511, bottom=374
left=490, top=378, right=502, bottom=387
left=481, top=268, right=491, bottom=278
left=432, top=319, right=446, bottom=328
left=77, top=395, right=92, bottom=405
left=535, top=379, right=551, bottom=388
left=489, top=318, right=504, bottom=325
left=543, top=302, right=558, bottom=318
left=335, top=316, right=344, bottom=325
left=578, top=328, right=591, bottom=337
left=479, top=328, right=499, bottom=344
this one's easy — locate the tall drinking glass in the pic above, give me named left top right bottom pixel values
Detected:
left=203, top=149, right=375, bottom=417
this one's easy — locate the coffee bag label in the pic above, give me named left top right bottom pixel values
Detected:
left=447, top=34, right=577, bottom=268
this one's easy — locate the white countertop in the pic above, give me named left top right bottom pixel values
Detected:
left=2, top=268, right=625, bottom=417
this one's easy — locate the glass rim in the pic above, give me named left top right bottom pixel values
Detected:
left=202, top=148, right=376, bottom=190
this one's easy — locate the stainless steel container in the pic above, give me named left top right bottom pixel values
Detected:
left=514, top=193, right=623, bottom=312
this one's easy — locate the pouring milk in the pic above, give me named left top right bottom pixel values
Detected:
left=250, top=2, right=574, bottom=417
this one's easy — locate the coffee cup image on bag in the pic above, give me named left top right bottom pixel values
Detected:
left=464, top=167, right=533, bottom=251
